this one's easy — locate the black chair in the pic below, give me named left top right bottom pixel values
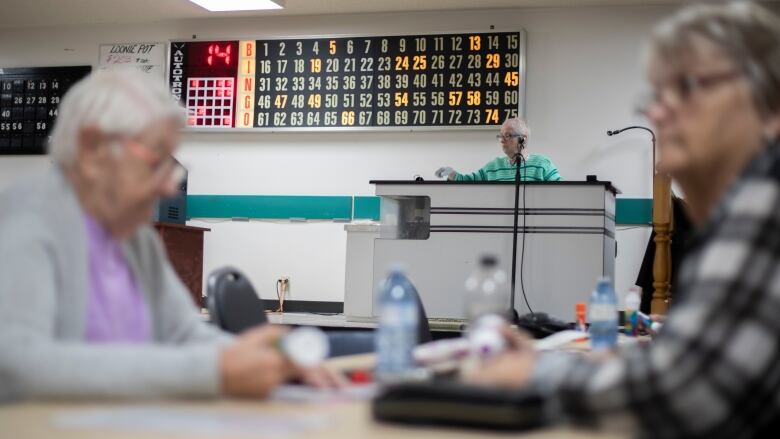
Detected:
left=329, top=289, right=431, bottom=355
left=324, top=330, right=375, bottom=357
left=414, top=289, right=433, bottom=344
left=206, top=266, right=432, bottom=356
left=325, top=288, right=431, bottom=355
left=206, top=267, right=267, bottom=333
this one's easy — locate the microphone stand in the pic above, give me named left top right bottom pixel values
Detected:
left=509, top=145, right=526, bottom=323
left=607, top=126, right=656, bottom=176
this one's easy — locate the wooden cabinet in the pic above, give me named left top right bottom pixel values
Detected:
left=153, top=223, right=210, bottom=307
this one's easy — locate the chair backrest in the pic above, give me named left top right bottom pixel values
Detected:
left=206, top=267, right=267, bottom=334
left=205, top=266, right=431, bottom=344
left=414, top=289, right=432, bottom=344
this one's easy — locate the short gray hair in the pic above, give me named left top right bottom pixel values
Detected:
left=648, top=1, right=780, bottom=118
left=48, top=70, right=184, bottom=166
left=502, top=117, right=530, bottom=138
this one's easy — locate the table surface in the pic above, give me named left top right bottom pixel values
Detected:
left=0, top=399, right=623, bottom=439
left=0, top=347, right=631, bottom=439
left=266, top=312, right=376, bottom=329
left=265, top=312, right=467, bottom=332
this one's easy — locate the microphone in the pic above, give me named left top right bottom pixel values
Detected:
left=511, top=134, right=526, bottom=159
left=516, top=134, right=526, bottom=149
left=606, top=126, right=654, bottom=138
left=606, top=125, right=656, bottom=175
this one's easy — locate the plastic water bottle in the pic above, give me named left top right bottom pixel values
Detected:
left=623, top=287, right=642, bottom=336
left=460, top=256, right=509, bottom=377
left=375, top=269, right=420, bottom=382
left=463, top=255, right=509, bottom=322
left=589, top=277, right=618, bottom=350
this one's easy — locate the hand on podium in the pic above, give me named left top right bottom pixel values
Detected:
left=435, top=166, right=456, bottom=180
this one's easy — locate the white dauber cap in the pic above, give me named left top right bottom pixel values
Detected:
left=468, top=314, right=507, bottom=358
left=282, top=327, right=330, bottom=367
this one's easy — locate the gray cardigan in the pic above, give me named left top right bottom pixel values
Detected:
left=0, top=169, right=232, bottom=401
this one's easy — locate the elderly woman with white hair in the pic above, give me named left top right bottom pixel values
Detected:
left=469, top=2, right=780, bottom=438
left=0, top=71, right=338, bottom=401
left=435, top=117, right=562, bottom=181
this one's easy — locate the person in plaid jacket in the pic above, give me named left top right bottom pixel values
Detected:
left=470, top=2, right=780, bottom=438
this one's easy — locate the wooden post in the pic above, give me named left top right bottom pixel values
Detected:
left=651, top=174, right=672, bottom=314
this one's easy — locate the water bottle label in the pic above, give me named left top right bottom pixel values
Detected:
left=379, top=303, right=418, bottom=325
left=380, top=306, right=401, bottom=325
left=589, top=304, right=615, bottom=321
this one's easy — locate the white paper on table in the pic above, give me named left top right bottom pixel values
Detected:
left=271, top=384, right=378, bottom=404
left=52, top=406, right=329, bottom=438
left=534, top=330, right=590, bottom=351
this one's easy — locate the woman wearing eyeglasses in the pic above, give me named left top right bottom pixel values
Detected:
left=435, top=117, right=562, bottom=182
left=468, top=2, right=780, bottom=437
left=0, top=71, right=340, bottom=402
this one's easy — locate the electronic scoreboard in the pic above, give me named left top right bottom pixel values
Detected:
left=0, top=66, right=91, bottom=155
left=169, top=31, right=525, bottom=131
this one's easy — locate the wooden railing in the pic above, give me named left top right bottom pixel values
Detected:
left=651, top=174, right=673, bottom=314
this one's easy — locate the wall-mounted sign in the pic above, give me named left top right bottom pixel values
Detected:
left=99, top=42, right=166, bottom=78
left=168, top=31, right=526, bottom=131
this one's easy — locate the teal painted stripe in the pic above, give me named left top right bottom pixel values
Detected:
left=187, top=195, right=352, bottom=220
left=354, top=196, right=381, bottom=220
left=187, top=195, right=653, bottom=225
left=351, top=196, right=652, bottom=224
left=616, top=198, right=653, bottom=225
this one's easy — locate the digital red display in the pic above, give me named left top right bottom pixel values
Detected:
left=207, top=44, right=232, bottom=66
left=185, top=41, right=238, bottom=74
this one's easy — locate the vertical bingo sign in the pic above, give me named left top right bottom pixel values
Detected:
left=236, top=40, right=256, bottom=128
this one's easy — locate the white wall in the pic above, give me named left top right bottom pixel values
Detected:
left=0, top=4, right=678, bottom=308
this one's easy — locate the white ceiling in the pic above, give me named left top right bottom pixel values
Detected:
left=0, top=0, right=691, bottom=30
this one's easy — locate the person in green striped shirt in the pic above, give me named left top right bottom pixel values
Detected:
left=435, top=117, right=562, bottom=182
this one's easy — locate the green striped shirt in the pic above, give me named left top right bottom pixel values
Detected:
left=454, top=154, right=562, bottom=182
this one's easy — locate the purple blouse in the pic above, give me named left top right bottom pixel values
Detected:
left=83, top=214, right=151, bottom=343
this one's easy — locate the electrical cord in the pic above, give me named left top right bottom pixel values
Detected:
left=275, top=280, right=285, bottom=313
left=519, top=158, right=534, bottom=316
left=510, top=147, right=535, bottom=321
left=517, top=153, right=534, bottom=316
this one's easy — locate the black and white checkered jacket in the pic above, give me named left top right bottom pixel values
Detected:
left=534, top=141, right=780, bottom=438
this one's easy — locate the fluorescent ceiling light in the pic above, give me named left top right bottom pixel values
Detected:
left=189, top=0, right=285, bottom=12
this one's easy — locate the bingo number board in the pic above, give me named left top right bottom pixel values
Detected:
left=169, top=31, right=525, bottom=131
left=0, top=66, right=91, bottom=155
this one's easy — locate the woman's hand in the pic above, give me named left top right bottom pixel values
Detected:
left=639, top=314, right=666, bottom=337
left=219, top=326, right=290, bottom=398
left=465, top=326, right=538, bottom=388
left=219, top=326, right=347, bottom=398
left=290, top=363, right=347, bottom=389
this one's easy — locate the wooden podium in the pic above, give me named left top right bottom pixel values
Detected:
left=153, top=223, right=210, bottom=307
